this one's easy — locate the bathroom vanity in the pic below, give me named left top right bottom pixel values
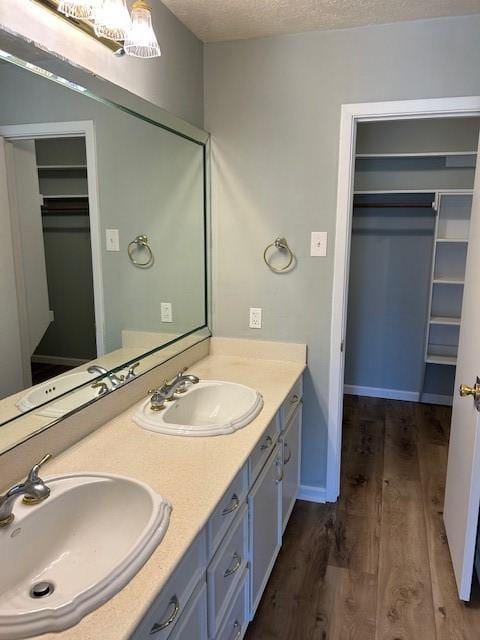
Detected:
left=0, top=340, right=305, bottom=640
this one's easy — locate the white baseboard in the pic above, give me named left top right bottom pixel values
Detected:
left=344, top=384, right=453, bottom=406
left=344, top=384, right=419, bottom=402
left=421, top=393, right=453, bottom=406
left=298, top=484, right=327, bottom=503
left=31, top=355, right=89, bottom=367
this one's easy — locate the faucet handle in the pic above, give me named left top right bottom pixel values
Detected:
left=126, top=362, right=140, bottom=380
left=169, top=368, right=188, bottom=384
left=27, top=453, right=52, bottom=484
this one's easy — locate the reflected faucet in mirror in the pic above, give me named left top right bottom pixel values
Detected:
left=0, top=453, right=52, bottom=527
left=87, top=365, right=125, bottom=388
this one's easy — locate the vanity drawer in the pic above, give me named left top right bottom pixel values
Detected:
left=133, top=529, right=207, bottom=639
left=207, top=505, right=248, bottom=637
left=280, top=376, right=303, bottom=431
left=168, top=581, right=208, bottom=640
left=207, top=464, right=248, bottom=559
left=216, top=567, right=249, bottom=640
left=248, top=416, right=280, bottom=484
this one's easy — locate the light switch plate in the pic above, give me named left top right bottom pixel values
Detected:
left=310, top=231, right=327, bottom=257
left=249, top=307, right=262, bottom=329
left=106, top=229, right=120, bottom=252
left=161, top=302, right=173, bottom=323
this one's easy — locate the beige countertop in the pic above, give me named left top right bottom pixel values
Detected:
left=29, top=352, right=305, bottom=640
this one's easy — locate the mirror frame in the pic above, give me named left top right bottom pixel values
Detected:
left=0, top=31, right=212, bottom=448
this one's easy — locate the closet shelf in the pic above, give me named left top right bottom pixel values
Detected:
left=355, top=151, right=477, bottom=159
left=426, top=354, right=457, bottom=366
left=37, top=164, right=87, bottom=170
left=433, top=277, right=465, bottom=285
left=429, top=316, right=461, bottom=326
left=41, top=194, right=89, bottom=199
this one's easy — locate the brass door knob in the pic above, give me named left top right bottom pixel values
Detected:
left=459, top=382, right=480, bottom=399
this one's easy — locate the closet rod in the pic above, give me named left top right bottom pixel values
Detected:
left=353, top=202, right=434, bottom=209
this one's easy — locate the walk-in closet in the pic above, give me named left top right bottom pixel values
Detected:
left=344, top=117, right=480, bottom=405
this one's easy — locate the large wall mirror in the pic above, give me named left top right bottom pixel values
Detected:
left=0, top=51, right=210, bottom=454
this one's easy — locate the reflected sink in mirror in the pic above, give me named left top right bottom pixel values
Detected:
left=133, top=380, right=263, bottom=436
left=0, top=473, right=171, bottom=640
left=15, top=371, right=101, bottom=417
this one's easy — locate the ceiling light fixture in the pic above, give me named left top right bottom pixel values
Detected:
left=58, top=0, right=100, bottom=20
left=94, top=0, right=132, bottom=41
left=55, top=0, right=161, bottom=59
left=123, top=0, right=161, bottom=58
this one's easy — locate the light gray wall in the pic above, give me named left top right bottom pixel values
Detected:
left=204, top=15, right=480, bottom=488
left=0, top=61, right=206, bottom=355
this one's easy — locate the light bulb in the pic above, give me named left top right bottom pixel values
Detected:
left=94, top=0, right=132, bottom=41
left=58, top=0, right=101, bottom=20
left=124, top=0, right=161, bottom=58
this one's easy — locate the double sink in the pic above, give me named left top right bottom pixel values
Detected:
left=0, top=376, right=263, bottom=639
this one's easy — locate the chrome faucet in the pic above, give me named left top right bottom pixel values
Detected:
left=149, top=369, right=200, bottom=411
left=88, top=365, right=125, bottom=388
left=0, top=454, right=52, bottom=527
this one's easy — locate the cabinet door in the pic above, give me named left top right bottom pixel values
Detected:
left=168, top=581, right=208, bottom=640
left=248, top=444, right=282, bottom=617
left=281, top=407, right=302, bottom=533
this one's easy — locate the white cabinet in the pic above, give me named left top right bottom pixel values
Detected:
left=207, top=505, right=248, bottom=637
left=248, top=444, right=283, bottom=618
left=132, top=530, right=206, bottom=640
left=281, top=406, right=302, bottom=533
left=168, top=581, right=208, bottom=640
left=216, top=567, right=249, bottom=640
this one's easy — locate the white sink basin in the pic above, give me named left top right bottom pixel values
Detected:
left=0, top=473, right=171, bottom=639
left=16, top=371, right=100, bottom=418
left=133, top=380, right=263, bottom=436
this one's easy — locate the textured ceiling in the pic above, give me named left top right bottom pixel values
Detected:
left=160, top=0, right=480, bottom=43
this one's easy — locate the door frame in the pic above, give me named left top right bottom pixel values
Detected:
left=0, top=120, right=105, bottom=356
left=327, top=96, right=480, bottom=502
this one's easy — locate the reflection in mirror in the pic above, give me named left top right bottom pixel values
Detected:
left=0, top=55, right=209, bottom=446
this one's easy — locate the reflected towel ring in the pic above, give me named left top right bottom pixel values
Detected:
left=128, top=235, right=154, bottom=268
left=263, top=237, right=296, bottom=273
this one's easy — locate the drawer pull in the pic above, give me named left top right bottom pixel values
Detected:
left=230, top=620, right=242, bottom=640
left=290, top=394, right=299, bottom=404
left=275, top=456, right=284, bottom=483
left=284, top=442, right=292, bottom=465
left=260, top=435, right=273, bottom=450
left=222, top=493, right=240, bottom=516
left=149, top=595, right=180, bottom=634
left=224, top=552, right=242, bottom=578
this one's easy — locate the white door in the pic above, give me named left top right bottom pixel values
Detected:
left=444, top=135, right=480, bottom=601
left=0, top=137, right=24, bottom=396
left=5, top=139, right=51, bottom=356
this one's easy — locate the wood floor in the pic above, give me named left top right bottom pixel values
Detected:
left=245, top=396, right=480, bottom=640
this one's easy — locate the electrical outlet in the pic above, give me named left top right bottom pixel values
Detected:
left=249, top=307, right=262, bottom=329
left=310, top=231, right=327, bottom=257
left=106, top=229, right=120, bottom=252
left=161, top=302, right=173, bottom=323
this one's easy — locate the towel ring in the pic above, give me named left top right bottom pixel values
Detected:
left=263, top=237, right=296, bottom=273
left=128, top=235, right=154, bottom=268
